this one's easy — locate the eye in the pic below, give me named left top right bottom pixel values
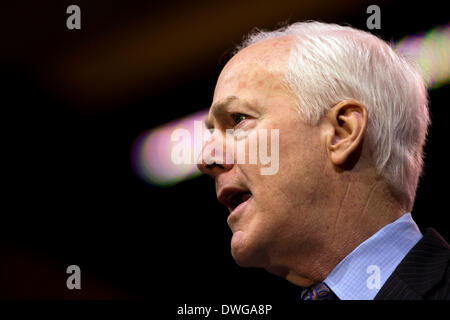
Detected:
left=231, top=113, right=247, bottom=126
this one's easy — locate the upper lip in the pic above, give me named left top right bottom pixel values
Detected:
left=217, top=186, right=252, bottom=212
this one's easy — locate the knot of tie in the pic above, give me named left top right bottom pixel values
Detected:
left=301, top=282, right=337, bottom=300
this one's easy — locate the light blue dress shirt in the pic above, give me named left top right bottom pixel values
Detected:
left=324, top=213, right=422, bottom=300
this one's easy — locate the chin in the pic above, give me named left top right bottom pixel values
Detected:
left=230, top=230, right=266, bottom=267
left=231, top=249, right=258, bottom=267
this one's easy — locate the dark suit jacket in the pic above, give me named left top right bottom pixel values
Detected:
left=375, top=228, right=450, bottom=300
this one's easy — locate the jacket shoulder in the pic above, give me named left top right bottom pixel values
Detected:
left=375, top=228, right=450, bottom=300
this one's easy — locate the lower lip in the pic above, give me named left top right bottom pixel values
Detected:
left=228, top=196, right=252, bottom=220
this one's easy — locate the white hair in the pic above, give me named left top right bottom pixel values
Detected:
left=235, top=21, right=430, bottom=210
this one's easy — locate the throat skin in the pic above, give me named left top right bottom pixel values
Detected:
left=265, top=175, right=405, bottom=289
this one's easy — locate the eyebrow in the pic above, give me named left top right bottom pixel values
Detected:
left=204, top=95, right=239, bottom=129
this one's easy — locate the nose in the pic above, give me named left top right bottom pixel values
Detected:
left=197, top=132, right=234, bottom=178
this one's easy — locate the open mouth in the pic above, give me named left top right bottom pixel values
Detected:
left=218, top=188, right=252, bottom=213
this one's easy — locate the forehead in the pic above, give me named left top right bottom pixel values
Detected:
left=212, top=36, right=294, bottom=106
left=216, top=37, right=292, bottom=89
left=227, top=35, right=294, bottom=70
left=215, top=63, right=282, bottom=99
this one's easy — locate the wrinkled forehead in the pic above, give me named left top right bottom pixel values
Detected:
left=227, top=35, right=294, bottom=70
left=213, top=36, right=294, bottom=102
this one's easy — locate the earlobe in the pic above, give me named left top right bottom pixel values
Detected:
left=325, top=99, right=368, bottom=166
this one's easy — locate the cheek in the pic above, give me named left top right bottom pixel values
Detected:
left=247, top=173, right=296, bottom=225
left=278, top=124, right=325, bottom=178
left=258, top=130, right=325, bottom=211
left=238, top=119, right=325, bottom=218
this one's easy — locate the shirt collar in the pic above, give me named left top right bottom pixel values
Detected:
left=324, top=213, right=422, bottom=300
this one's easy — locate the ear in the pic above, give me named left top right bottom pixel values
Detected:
left=323, top=99, right=368, bottom=166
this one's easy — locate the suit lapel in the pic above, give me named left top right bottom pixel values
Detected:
left=375, top=228, right=450, bottom=300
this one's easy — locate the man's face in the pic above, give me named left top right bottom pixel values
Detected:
left=198, top=39, right=332, bottom=275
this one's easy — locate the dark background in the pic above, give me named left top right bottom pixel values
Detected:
left=0, top=0, right=448, bottom=309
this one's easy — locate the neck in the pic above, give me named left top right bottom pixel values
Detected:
left=282, top=170, right=405, bottom=287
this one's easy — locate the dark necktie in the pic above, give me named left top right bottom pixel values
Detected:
left=301, top=282, right=337, bottom=300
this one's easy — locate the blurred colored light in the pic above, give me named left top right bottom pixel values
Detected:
left=131, top=110, right=208, bottom=187
left=395, top=24, right=450, bottom=89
